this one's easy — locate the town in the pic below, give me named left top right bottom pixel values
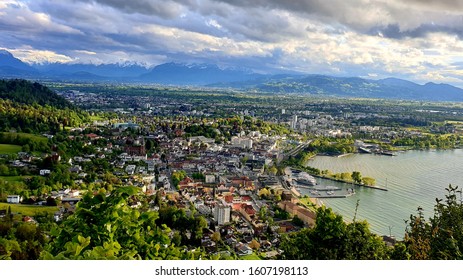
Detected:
left=1, top=81, right=463, bottom=260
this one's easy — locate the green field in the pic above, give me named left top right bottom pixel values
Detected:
left=0, top=202, right=58, bottom=216
left=0, top=132, right=48, bottom=144
left=90, top=115, right=105, bottom=121
left=0, top=176, right=25, bottom=183
left=4, top=132, right=47, bottom=142
left=18, top=132, right=47, bottom=141
left=0, top=144, right=22, bottom=155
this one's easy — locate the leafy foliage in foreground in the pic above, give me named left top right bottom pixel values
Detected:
left=404, top=185, right=463, bottom=259
left=279, top=207, right=390, bottom=260
left=41, top=187, right=208, bottom=260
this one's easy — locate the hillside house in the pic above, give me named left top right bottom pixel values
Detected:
left=7, top=195, right=22, bottom=204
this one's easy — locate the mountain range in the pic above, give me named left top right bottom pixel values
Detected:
left=1, top=50, right=463, bottom=101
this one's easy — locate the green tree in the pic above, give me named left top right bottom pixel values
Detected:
left=258, top=205, right=268, bottom=221
left=0, top=165, right=9, bottom=176
left=362, top=177, right=376, bottom=186
left=171, top=170, right=187, bottom=189
left=343, top=221, right=389, bottom=260
left=268, top=165, right=278, bottom=175
left=340, top=172, right=352, bottom=181
left=292, top=215, right=304, bottom=227
left=46, top=196, right=58, bottom=206
left=403, top=206, right=431, bottom=260
left=351, top=171, right=362, bottom=184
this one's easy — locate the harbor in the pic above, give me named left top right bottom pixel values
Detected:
left=286, top=167, right=358, bottom=199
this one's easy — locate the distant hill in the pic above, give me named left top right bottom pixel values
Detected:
left=0, top=79, right=72, bottom=109
left=35, top=62, right=150, bottom=78
left=216, top=75, right=463, bottom=101
left=139, top=62, right=261, bottom=85
left=0, top=50, right=38, bottom=77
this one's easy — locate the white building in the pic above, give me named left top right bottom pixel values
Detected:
left=214, top=204, right=231, bottom=225
left=248, top=131, right=261, bottom=138
left=290, top=115, right=298, bottom=130
left=7, top=195, right=21, bottom=204
left=125, top=165, right=136, bottom=175
left=188, top=136, right=215, bottom=146
left=231, top=137, right=253, bottom=149
left=40, top=169, right=51, bottom=176
left=205, top=174, right=216, bottom=183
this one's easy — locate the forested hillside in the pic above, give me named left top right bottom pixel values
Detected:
left=0, top=79, right=88, bottom=133
left=0, top=79, right=72, bottom=109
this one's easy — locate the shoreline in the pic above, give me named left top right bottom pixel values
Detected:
left=311, top=174, right=388, bottom=191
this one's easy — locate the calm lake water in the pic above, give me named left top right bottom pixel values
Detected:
left=302, top=149, right=463, bottom=239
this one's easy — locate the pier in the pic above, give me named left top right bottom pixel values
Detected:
left=363, top=185, right=388, bottom=191
left=308, top=191, right=356, bottom=199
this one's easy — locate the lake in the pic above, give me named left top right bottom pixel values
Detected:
left=302, top=149, right=463, bottom=238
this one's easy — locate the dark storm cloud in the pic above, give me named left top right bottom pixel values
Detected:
left=370, top=23, right=463, bottom=39
left=212, top=0, right=463, bottom=39
left=405, top=0, right=463, bottom=10
left=78, top=0, right=185, bottom=18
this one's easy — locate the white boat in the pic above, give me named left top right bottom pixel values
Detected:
left=294, top=172, right=317, bottom=186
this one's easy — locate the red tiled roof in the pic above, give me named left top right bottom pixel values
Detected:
left=241, top=195, right=251, bottom=201
left=86, top=133, right=99, bottom=138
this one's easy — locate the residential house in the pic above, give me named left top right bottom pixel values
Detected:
left=7, top=195, right=21, bottom=204
left=125, top=137, right=146, bottom=156
left=40, top=169, right=51, bottom=176
left=235, top=242, right=253, bottom=256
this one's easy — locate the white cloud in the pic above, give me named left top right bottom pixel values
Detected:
left=74, top=50, right=97, bottom=55
left=205, top=19, right=222, bottom=30
left=7, top=47, right=73, bottom=64
left=0, top=2, right=82, bottom=35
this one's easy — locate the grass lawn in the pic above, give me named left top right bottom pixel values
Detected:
left=0, top=132, right=48, bottom=146
left=239, top=252, right=262, bottom=260
left=0, top=144, right=22, bottom=155
left=445, top=120, right=463, bottom=125
left=90, top=115, right=106, bottom=121
left=12, top=132, right=47, bottom=142
left=0, top=176, right=25, bottom=183
left=0, top=202, right=58, bottom=216
left=298, top=196, right=318, bottom=211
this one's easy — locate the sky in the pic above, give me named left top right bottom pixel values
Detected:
left=2, top=0, right=463, bottom=86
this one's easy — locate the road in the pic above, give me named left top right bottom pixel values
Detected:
left=283, top=140, right=312, bottom=160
